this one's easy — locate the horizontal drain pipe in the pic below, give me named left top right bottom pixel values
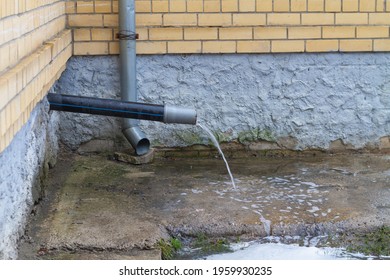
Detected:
left=48, top=93, right=197, bottom=125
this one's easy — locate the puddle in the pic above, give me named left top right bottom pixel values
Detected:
left=205, top=242, right=368, bottom=260
left=203, top=235, right=390, bottom=260
left=18, top=153, right=390, bottom=260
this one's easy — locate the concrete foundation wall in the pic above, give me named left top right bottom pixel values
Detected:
left=0, top=101, right=59, bottom=259
left=56, top=53, right=390, bottom=151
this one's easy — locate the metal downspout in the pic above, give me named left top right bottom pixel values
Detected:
left=119, top=0, right=150, bottom=155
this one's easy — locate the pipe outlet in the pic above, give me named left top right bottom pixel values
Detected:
left=164, top=105, right=197, bottom=125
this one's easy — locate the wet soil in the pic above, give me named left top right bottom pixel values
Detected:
left=18, top=151, right=390, bottom=259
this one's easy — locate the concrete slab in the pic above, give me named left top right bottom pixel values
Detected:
left=19, top=152, right=390, bottom=259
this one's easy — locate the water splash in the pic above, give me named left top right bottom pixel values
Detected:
left=254, top=210, right=272, bottom=236
left=197, top=123, right=237, bottom=189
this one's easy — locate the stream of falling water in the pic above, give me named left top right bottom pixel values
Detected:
left=197, top=123, right=237, bottom=189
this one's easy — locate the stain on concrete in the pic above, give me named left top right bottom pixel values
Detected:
left=18, top=151, right=390, bottom=259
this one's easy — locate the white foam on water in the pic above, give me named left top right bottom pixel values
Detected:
left=206, top=242, right=359, bottom=260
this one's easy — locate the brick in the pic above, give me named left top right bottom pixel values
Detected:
left=137, top=41, right=167, bottom=54
left=187, top=0, right=204, bottom=12
left=239, top=0, right=256, bottom=11
left=359, top=0, right=376, bottom=11
left=137, top=14, right=163, bottom=26
left=308, top=0, right=324, bottom=11
left=91, top=28, right=113, bottom=41
left=5, top=72, right=17, bottom=102
left=342, top=0, right=358, bottom=11
left=256, top=0, right=272, bottom=11
left=68, top=15, right=103, bottom=27
left=336, top=13, right=368, bottom=25
left=136, top=28, right=149, bottom=40
left=357, top=26, right=389, bottom=38
left=268, top=14, right=301, bottom=25
left=8, top=42, right=18, bottom=69
left=0, top=78, right=8, bottom=111
left=0, top=45, right=10, bottom=73
left=237, top=41, right=270, bottom=53
left=152, top=0, right=169, bottom=12
left=274, top=0, right=290, bottom=12
left=109, top=42, right=119, bottom=54
left=149, top=28, right=183, bottom=40
left=288, top=27, right=321, bottom=39
left=219, top=27, right=253, bottom=40
left=222, top=0, right=238, bottom=12
left=0, top=110, right=6, bottom=136
left=74, top=42, right=109, bottom=55
left=18, top=0, right=26, bottom=14
left=302, top=13, right=334, bottom=25
left=233, top=13, right=266, bottom=26
left=369, top=13, right=390, bottom=24
left=113, top=0, right=118, bottom=13
left=306, top=39, right=338, bottom=52
left=65, top=2, right=76, bottom=13
left=272, top=40, right=304, bottom=52
left=291, top=0, right=307, bottom=11
left=322, top=26, right=355, bottom=38
left=76, top=1, right=94, bottom=13
left=95, top=1, right=112, bottom=13
left=12, top=66, right=24, bottom=94
left=184, top=27, right=218, bottom=40
left=164, top=14, right=197, bottom=26
left=203, top=41, right=236, bottom=53
left=169, top=0, right=186, bottom=12
left=340, top=39, right=372, bottom=52
left=0, top=21, right=3, bottom=45
left=198, top=13, right=231, bottom=26
left=376, top=0, right=386, bottom=11
left=103, top=14, right=118, bottom=27
left=74, top=28, right=91, bottom=41
left=254, top=27, right=287, bottom=39
left=325, top=0, right=341, bottom=11
left=374, top=39, right=390, bottom=51
left=204, top=0, right=220, bottom=12
left=10, top=96, right=20, bottom=124
left=136, top=1, right=152, bottom=12
left=168, top=41, right=202, bottom=53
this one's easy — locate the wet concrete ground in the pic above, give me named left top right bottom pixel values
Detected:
left=19, top=151, right=390, bottom=259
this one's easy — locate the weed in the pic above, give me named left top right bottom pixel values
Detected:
left=193, top=233, right=232, bottom=256
left=157, top=238, right=183, bottom=260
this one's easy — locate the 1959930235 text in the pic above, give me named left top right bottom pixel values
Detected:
left=118, top=265, right=272, bottom=277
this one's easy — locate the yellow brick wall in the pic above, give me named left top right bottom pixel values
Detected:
left=0, top=1, right=72, bottom=153
left=67, top=0, right=390, bottom=55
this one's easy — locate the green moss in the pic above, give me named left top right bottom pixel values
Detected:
left=213, top=131, right=233, bottom=143
left=347, top=226, right=390, bottom=258
left=238, top=128, right=275, bottom=144
left=174, top=131, right=203, bottom=145
left=193, top=233, right=232, bottom=256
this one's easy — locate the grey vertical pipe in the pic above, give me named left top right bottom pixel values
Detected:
left=119, top=0, right=150, bottom=155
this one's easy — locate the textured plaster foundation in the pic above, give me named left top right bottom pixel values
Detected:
left=55, top=53, right=390, bottom=151
left=0, top=100, right=59, bottom=259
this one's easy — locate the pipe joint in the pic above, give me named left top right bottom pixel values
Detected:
left=164, top=105, right=197, bottom=125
